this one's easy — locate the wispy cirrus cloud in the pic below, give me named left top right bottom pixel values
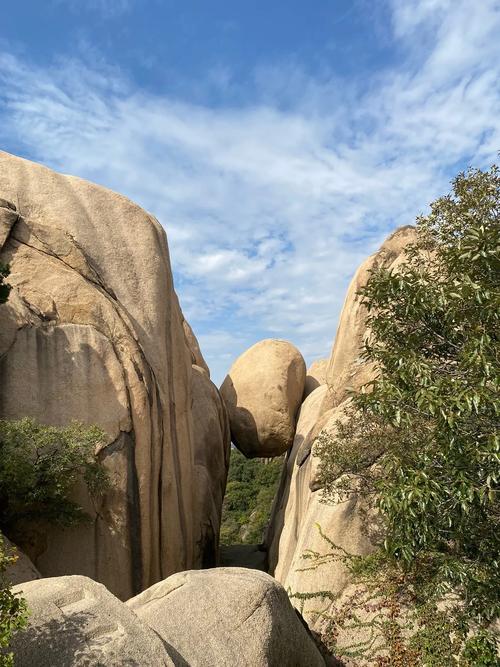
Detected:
left=0, top=0, right=499, bottom=383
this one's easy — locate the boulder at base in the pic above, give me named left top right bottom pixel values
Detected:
left=220, top=339, right=306, bottom=458
left=127, top=567, right=325, bottom=667
left=9, top=575, right=173, bottom=666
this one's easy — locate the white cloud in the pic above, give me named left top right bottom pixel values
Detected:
left=52, top=0, right=134, bottom=17
left=0, top=0, right=499, bottom=383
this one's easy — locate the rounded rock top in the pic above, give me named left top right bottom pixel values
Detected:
left=220, top=338, right=306, bottom=458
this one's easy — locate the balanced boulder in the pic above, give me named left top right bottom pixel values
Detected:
left=220, top=339, right=306, bottom=458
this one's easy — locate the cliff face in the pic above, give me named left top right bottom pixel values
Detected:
left=0, top=151, right=229, bottom=599
left=266, top=226, right=415, bottom=629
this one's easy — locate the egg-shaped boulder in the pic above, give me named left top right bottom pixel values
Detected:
left=220, top=339, right=306, bottom=458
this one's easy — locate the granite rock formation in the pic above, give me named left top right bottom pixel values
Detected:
left=0, top=151, right=229, bottom=599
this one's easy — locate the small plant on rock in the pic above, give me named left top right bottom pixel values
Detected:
left=0, top=536, right=28, bottom=667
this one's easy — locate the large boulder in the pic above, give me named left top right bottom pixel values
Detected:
left=220, top=339, right=306, bottom=458
left=9, top=575, right=172, bottom=666
left=266, top=228, right=414, bottom=637
left=0, top=151, right=229, bottom=599
left=127, top=567, right=325, bottom=666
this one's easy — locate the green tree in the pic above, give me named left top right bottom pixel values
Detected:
left=316, top=165, right=499, bottom=664
left=220, top=449, right=283, bottom=545
left=0, top=418, right=108, bottom=535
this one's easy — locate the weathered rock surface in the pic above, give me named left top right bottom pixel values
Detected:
left=267, top=228, right=414, bottom=637
left=127, top=567, right=326, bottom=667
left=220, top=339, right=306, bottom=458
left=303, top=358, right=328, bottom=398
left=181, top=309, right=210, bottom=376
left=190, top=365, right=231, bottom=567
left=0, top=151, right=229, bottom=599
left=10, top=575, right=172, bottom=666
left=322, top=226, right=415, bottom=413
left=1, top=534, right=41, bottom=585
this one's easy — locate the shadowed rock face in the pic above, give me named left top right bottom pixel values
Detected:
left=220, top=339, right=306, bottom=458
left=303, top=358, right=328, bottom=399
left=266, top=228, right=415, bottom=637
left=0, top=151, right=229, bottom=599
left=10, top=575, right=173, bottom=666
left=2, top=534, right=41, bottom=585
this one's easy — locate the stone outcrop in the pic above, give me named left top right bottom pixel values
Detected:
left=266, top=228, right=415, bottom=637
left=127, top=567, right=326, bottom=667
left=0, top=151, right=229, bottom=599
left=10, top=575, right=173, bottom=666
left=322, top=226, right=415, bottom=413
left=303, top=358, right=328, bottom=398
left=220, top=339, right=306, bottom=458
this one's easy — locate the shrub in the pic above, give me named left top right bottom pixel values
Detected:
left=316, top=164, right=500, bottom=663
left=0, top=418, right=108, bottom=535
left=0, top=536, right=28, bottom=667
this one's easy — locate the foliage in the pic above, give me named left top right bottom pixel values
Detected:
left=220, top=448, right=283, bottom=544
left=0, top=263, right=11, bottom=306
left=315, top=165, right=500, bottom=664
left=0, top=418, right=108, bottom=535
left=0, top=536, right=28, bottom=667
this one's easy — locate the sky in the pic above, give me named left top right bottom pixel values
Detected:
left=1, top=0, right=499, bottom=384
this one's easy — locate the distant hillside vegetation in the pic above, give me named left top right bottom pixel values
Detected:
left=220, top=449, right=283, bottom=545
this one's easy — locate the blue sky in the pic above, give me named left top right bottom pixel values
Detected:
left=1, top=0, right=499, bottom=384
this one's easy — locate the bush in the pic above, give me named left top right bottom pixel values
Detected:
left=0, top=537, right=28, bottom=667
left=316, top=165, right=499, bottom=663
left=0, top=418, right=108, bottom=535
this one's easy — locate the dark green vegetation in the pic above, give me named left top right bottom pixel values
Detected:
left=316, top=165, right=499, bottom=665
left=0, top=418, right=108, bottom=536
left=0, top=263, right=11, bottom=306
left=0, top=420, right=107, bottom=663
left=220, top=448, right=283, bottom=545
left=0, top=537, right=28, bottom=667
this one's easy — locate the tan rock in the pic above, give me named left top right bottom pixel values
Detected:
left=10, top=575, right=172, bottom=666
left=190, top=365, right=231, bottom=566
left=267, top=229, right=413, bottom=638
left=322, top=226, right=415, bottom=413
left=1, top=534, right=41, bottom=585
left=0, top=151, right=228, bottom=599
left=181, top=307, right=210, bottom=376
left=303, top=358, right=329, bottom=398
left=127, top=567, right=325, bottom=667
left=220, top=339, right=306, bottom=458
